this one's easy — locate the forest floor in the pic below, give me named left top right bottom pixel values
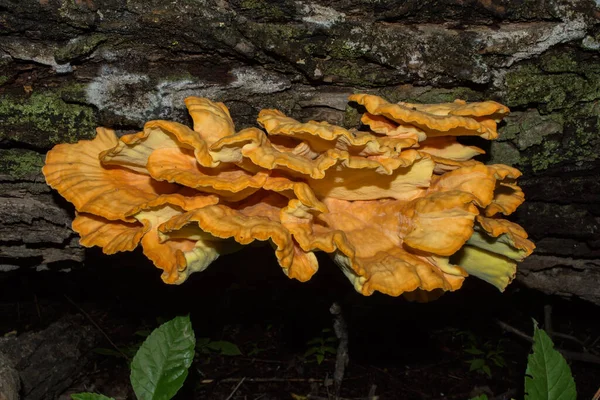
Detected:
left=1, top=247, right=599, bottom=400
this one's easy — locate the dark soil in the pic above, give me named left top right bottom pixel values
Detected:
left=1, top=247, right=599, bottom=400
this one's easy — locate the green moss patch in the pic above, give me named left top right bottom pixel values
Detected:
left=0, top=148, right=45, bottom=178
left=0, top=87, right=97, bottom=149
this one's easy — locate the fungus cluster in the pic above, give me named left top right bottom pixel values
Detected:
left=42, top=94, right=534, bottom=300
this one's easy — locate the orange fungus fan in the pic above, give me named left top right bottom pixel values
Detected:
left=43, top=94, right=534, bottom=299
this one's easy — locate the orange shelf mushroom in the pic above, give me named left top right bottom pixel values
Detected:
left=43, top=94, right=534, bottom=299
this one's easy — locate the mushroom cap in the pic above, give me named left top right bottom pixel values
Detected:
left=43, top=127, right=178, bottom=222
left=360, top=112, right=426, bottom=142
left=350, top=94, right=501, bottom=139
left=258, top=109, right=413, bottom=156
left=42, top=93, right=533, bottom=298
left=418, top=136, right=485, bottom=162
left=158, top=193, right=319, bottom=281
left=72, top=212, right=149, bottom=254
left=397, top=99, right=509, bottom=119
left=184, top=96, right=236, bottom=145
left=314, top=197, right=466, bottom=296
left=100, top=120, right=215, bottom=173
left=147, top=146, right=269, bottom=202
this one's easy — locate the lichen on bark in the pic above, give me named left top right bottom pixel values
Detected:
left=0, top=86, right=97, bottom=149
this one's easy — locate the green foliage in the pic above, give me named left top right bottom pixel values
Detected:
left=71, top=394, right=115, bottom=400
left=0, top=149, right=45, bottom=178
left=468, top=322, right=577, bottom=400
left=246, top=341, right=268, bottom=356
left=245, top=323, right=274, bottom=356
left=72, top=316, right=196, bottom=400
left=304, top=328, right=338, bottom=365
left=196, top=337, right=242, bottom=357
left=92, top=325, right=162, bottom=360
left=525, top=322, right=577, bottom=400
left=0, top=88, right=96, bottom=147
left=130, top=315, right=196, bottom=400
left=458, top=331, right=506, bottom=378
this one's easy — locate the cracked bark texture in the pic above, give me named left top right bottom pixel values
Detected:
left=1, top=0, right=599, bottom=304
left=0, top=315, right=102, bottom=400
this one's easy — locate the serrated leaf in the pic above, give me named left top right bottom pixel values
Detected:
left=525, top=322, right=576, bottom=400
left=130, top=315, right=196, bottom=400
left=71, top=393, right=115, bottom=400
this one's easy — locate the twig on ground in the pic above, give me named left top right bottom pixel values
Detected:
left=496, top=319, right=600, bottom=365
left=367, top=384, right=377, bottom=399
left=592, top=386, right=600, bottom=400
left=63, top=294, right=130, bottom=361
left=225, top=377, right=246, bottom=400
left=544, top=305, right=588, bottom=349
left=496, top=320, right=532, bottom=342
left=331, top=302, right=349, bottom=399
left=34, top=294, right=42, bottom=323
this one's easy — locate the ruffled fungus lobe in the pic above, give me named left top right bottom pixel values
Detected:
left=43, top=94, right=534, bottom=299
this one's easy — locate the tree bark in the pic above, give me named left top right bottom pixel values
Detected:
left=1, top=0, right=599, bottom=303
left=0, top=315, right=103, bottom=400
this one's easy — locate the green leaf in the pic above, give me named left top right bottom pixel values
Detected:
left=491, top=357, right=506, bottom=368
left=482, top=365, right=492, bottom=378
left=304, top=347, right=318, bottom=357
left=247, top=347, right=266, bottom=356
left=465, top=347, right=485, bottom=355
left=207, top=341, right=242, bottom=356
left=525, top=321, right=576, bottom=400
left=130, top=315, right=196, bottom=400
left=469, top=395, right=488, bottom=400
left=71, top=393, right=115, bottom=400
left=323, top=346, right=337, bottom=355
left=316, top=354, right=325, bottom=364
left=469, top=358, right=485, bottom=371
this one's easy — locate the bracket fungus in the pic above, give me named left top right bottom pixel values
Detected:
left=43, top=94, right=534, bottom=299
